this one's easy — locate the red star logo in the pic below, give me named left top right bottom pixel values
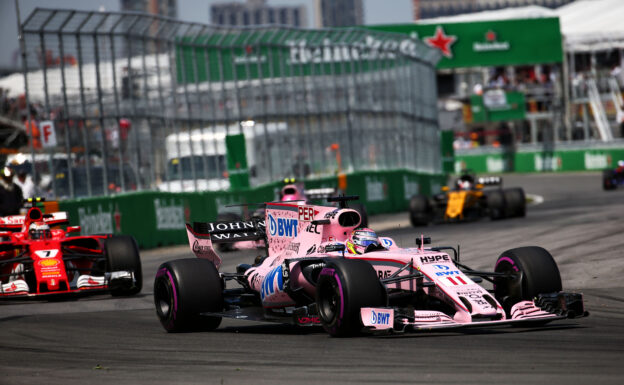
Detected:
left=486, top=30, right=496, bottom=42
left=424, top=26, right=457, bottom=58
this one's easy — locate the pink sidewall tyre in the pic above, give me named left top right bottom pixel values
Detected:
left=315, top=259, right=386, bottom=337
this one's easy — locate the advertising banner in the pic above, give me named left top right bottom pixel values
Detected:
left=367, top=18, right=563, bottom=69
left=175, top=29, right=438, bottom=83
left=470, top=90, right=526, bottom=122
left=455, top=148, right=624, bottom=174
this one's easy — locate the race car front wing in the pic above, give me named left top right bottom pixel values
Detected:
left=361, top=292, right=587, bottom=333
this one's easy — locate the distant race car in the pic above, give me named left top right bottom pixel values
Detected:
left=0, top=202, right=142, bottom=298
left=153, top=196, right=585, bottom=336
left=602, top=161, right=624, bottom=190
left=409, top=172, right=525, bottom=226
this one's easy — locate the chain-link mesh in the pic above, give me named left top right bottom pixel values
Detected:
left=20, top=8, right=440, bottom=198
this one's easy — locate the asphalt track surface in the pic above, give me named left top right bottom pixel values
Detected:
left=1, top=173, right=623, bottom=385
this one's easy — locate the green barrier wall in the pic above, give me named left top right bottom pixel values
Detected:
left=455, top=147, right=624, bottom=174
left=58, top=170, right=444, bottom=249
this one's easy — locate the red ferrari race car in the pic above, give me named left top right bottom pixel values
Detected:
left=154, top=196, right=586, bottom=336
left=0, top=203, right=142, bottom=298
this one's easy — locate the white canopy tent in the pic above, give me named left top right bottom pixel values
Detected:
left=417, top=0, right=624, bottom=53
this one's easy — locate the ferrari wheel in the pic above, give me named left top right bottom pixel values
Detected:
left=493, top=246, right=562, bottom=316
left=316, top=259, right=386, bottom=337
left=104, top=235, right=142, bottom=296
left=154, top=258, right=223, bottom=332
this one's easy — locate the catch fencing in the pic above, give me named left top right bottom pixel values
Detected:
left=20, top=8, right=441, bottom=198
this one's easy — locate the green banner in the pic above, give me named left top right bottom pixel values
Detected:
left=226, top=134, right=250, bottom=189
left=366, top=18, right=562, bottom=69
left=470, top=90, right=526, bottom=123
left=455, top=148, right=624, bottom=174
left=440, top=130, right=455, bottom=173
left=175, top=29, right=435, bottom=84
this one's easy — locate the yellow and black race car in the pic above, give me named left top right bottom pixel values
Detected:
left=409, top=172, right=525, bottom=226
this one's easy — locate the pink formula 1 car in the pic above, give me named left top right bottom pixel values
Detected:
left=0, top=205, right=142, bottom=298
left=153, top=196, right=586, bottom=336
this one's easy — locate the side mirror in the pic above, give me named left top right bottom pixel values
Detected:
left=325, top=243, right=346, bottom=252
left=66, top=226, right=81, bottom=234
left=441, top=186, right=449, bottom=192
left=0, top=231, right=12, bottom=238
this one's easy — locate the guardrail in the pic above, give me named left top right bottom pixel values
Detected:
left=58, top=169, right=445, bottom=249
left=455, top=144, right=624, bottom=173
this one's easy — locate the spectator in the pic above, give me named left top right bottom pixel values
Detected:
left=0, top=167, right=23, bottom=216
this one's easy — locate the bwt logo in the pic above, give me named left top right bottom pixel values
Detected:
left=268, top=214, right=298, bottom=238
left=371, top=310, right=391, bottom=325
left=433, top=264, right=450, bottom=271
left=261, top=265, right=284, bottom=300
left=435, top=270, right=461, bottom=277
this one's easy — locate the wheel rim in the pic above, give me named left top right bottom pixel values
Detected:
left=155, top=277, right=173, bottom=320
left=318, top=279, right=340, bottom=324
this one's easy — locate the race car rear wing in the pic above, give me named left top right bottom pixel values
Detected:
left=477, top=176, right=502, bottom=186
left=304, top=187, right=337, bottom=200
left=0, top=209, right=69, bottom=231
left=192, top=219, right=265, bottom=243
left=186, top=220, right=266, bottom=269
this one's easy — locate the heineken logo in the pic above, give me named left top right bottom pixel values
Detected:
left=473, top=30, right=510, bottom=52
left=424, top=26, right=457, bottom=58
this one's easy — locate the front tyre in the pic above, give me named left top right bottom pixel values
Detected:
left=104, top=235, right=142, bottom=296
left=494, top=246, right=562, bottom=315
left=154, top=258, right=223, bottom=332
left=503, top=188, right=526, bottom=218
left=316, top=259, right=386, bottom=337
left=409, top=195, right=432, bottom=227
left=603, top=170, right=616, bottom=190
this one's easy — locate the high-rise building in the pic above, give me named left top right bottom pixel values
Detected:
left=315, top=0, right=364, bottom=28
left=210, top=0, right=307, bottom=27
left=120, top=0, right=178, bottom=19
left=413, top=0, right=576, bottom=20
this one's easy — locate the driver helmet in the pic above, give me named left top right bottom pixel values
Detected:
left=618, top=160, right=624, bottom=167
left=457, top=180, right=472, bottom=190
left=346, top=228, right=381, bottom=254
left=280, top=185, right=305, bottom=202
left=29, top=221, right=51, bottom=240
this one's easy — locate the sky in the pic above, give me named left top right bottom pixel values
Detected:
left=178, top=0, right=414, bottom=26
left=0, top=0, right=413, bottom=71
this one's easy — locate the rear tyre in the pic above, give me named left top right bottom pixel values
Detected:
left=409, top=195, right=432, bottom=227
left=486, top=190, right=506, bottom=220
left=503, top=188, right=526, bottom=218
left=350, top=202, right=368, bottom=228
left=603, top=170, right=616, bottom=190
left=104, top=235, right=142, bottom=296
left=493, top=246, right=562, bottom=315
left=154, top=258, right=223, bottom=332
left=316, top=259, right=386, bottom=337
left=215, top=212, right=242, bottom=252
